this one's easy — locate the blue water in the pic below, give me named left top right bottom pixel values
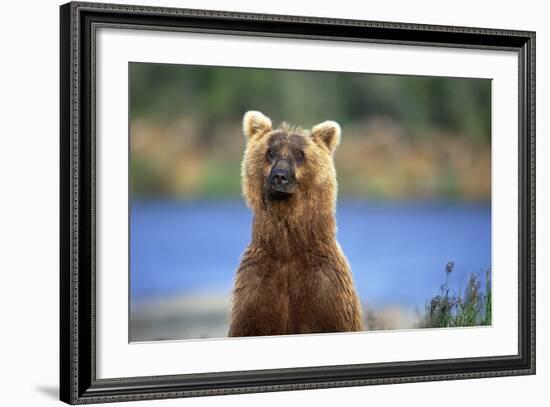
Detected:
left=130, top=200, right=491, bottom=309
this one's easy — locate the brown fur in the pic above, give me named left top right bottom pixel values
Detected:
left=228, top=111, right=363, bottom=337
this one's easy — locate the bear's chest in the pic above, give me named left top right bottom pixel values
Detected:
left=271, top=259, right=336, bottom=330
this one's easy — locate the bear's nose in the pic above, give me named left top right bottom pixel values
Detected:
left=270, top=169, right=289, bottom=186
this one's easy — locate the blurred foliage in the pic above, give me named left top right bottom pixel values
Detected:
left=130, top=63, right=491, bottom=200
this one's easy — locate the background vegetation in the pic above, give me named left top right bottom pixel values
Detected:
left=130, top=63, right=491, bottom=201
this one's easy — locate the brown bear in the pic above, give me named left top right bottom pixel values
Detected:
left=228, top=111, right=363, bottom=337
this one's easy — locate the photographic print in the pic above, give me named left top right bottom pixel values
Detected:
left=129, top=63, right=492, bottom=342
left=60, top=3, right=535, bottom=403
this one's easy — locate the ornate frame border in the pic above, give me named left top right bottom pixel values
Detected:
left=60, top=2, right=536, bottom=404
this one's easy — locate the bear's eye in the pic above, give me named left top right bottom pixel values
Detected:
left=266, top=148, right=275, bottom=162
left=296, top=150, right=305, bottom=163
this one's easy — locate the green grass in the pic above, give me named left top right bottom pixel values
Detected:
left=419, top=262, right=492, bottom=328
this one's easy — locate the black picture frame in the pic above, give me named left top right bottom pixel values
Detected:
left=60, top=1, right=536, bottom=404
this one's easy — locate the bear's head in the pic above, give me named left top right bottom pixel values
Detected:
left=241, top=111, right=341, bottom=218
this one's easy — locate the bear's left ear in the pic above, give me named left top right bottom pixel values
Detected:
left=311, top=121, right=341, bottom=153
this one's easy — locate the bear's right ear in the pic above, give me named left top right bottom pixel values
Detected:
left=243, top=111, right=272, bottom=141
